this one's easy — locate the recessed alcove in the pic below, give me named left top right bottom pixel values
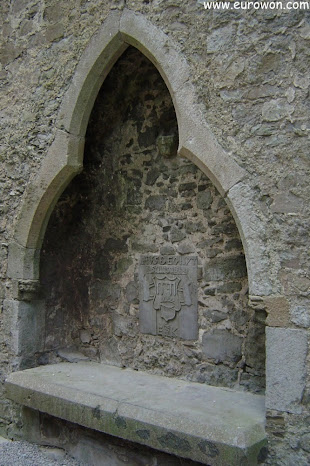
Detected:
left=39, top=47, right=265, bottom=394
left=6, top=46, right=266, bottom=464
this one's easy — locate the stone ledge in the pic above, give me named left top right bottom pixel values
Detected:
left=5, top=362, right=266, bottom=465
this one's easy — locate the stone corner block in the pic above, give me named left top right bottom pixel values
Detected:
left=264, top=296, right=290, bottom=327
left=7, top=243, right=40, bottom=281
left=3, top=299, right=45, bottom=358
left=266, top=327, right=308, bottom=414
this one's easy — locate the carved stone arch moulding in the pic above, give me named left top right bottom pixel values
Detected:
left=8, top=9, right=272, bottom=297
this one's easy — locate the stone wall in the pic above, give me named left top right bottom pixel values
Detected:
left=40, top=47, right=265, bottom=393
left=0, top=1, right=309, bottom=464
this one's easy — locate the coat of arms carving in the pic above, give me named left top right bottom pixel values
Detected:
left=139, top=255, right=198, bottom=340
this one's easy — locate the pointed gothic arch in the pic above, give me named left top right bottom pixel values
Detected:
left=8, top=9, right=271, bottom=297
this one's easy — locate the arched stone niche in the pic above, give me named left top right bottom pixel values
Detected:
left=4, top=3, right=286, bottom=410
left=6, top=13, right=310, bottom=464
left=8, top=10, right=271, bottom=299
left=5, top=5, right=271, bottom=394
left=3, top=10, right=276, bottom=463
left=39, top=46, right=265, bottom=393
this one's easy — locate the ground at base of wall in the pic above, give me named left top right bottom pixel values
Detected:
left=0, top=437, right=81, bottom=466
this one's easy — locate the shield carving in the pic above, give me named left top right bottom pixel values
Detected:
left=153, top=275, right=182, bottom=322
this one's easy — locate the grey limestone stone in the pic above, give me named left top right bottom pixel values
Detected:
left=178, top=182, right=196, bottom=193
left=125, top=281, right=138, bottom=303
left=145, top=195, right=166, bottom=211
left=216, top=281, right=242, bottom=293
left=90, top=281, right=121, bottom=302
left=226, top=182, right=273, bottom=296
left=266, top=327, right=308, bottom=414
left=177, top=243, right=195, bottom=255
left=207, top=24, right=234, bottom=53
left=57, top=349, right=89, bottom=363
left=202, top=330, right=242, bottom=363
left=115, top=257, right=133, bottom=275
left=0, top=436, right=11, bottom=444
left=197, top=190, right=213, bottom=210
left=160, top=245, right=175, bottom=255
left=271, top=193, right=303, bottom=214
left=203, top=309, right=228, bottom=323
left=79, top=330, right=92, bottom=344
left=131, top=241, right=158, bottom=253
left=145, top=167, right=160, bottom=185
left=7, top=243, right=40, bottom=281
left=5, top=362, right=266, bottom=465
left=170, top=226, right=186, bottom=243
left=3, top=299, right=45, bottom=359
left=204, top=256, right=246, bottom=282
left=290, top=305, right=310, bottom=329
left=300, top=433, right=310, bottom=453
left=262, top=99, right=294, bottom=122
left=104, top=237, right=128, bottom=252
left=139, top=255, right=198, bottom=340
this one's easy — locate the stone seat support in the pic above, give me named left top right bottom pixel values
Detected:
left=5, top=362, right=266, bottom=465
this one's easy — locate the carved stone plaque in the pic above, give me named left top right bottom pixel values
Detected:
left=139, top=255, right=198, bottom=340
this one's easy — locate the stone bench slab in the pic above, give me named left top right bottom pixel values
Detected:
left=5, top=362, right=266, bottom=465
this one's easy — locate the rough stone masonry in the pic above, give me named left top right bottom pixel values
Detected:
left=0, top=1, right=309, bottom=465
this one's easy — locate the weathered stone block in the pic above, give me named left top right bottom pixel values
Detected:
left=145, top=167, right=160, bottom=186
left=265, top=296, right=290, bottom=327
left=145, top=195, right=166, bottom=211
left=170, top=226, right=186, bottom=243
left=207, top=24, right=234, bottom=53
left=139, top=255, right=198, bottom=340
left=194, top=363, right=239, bottom=387
left=266, top=327, right=308, bottom=414
left=45, top=23, right=64, bottom=42
left=177, top=243, right=195, bottom=255
left=202, top=330, right=242, bottom=363
left=216, top=281, right=242, bottom=293
left=104, top=238, right=128, bottom=253
left=7, top=243, right=40, bottom=280
left=271, top=193, right=303, bottom=214
left=115, top=257, right=133, bottom=275
left=203, top=309, right=228, bottom=323
left=290, top=304, right=310, bottom=329
left=197, top=190, right=213, bottom=210
left=5, top=362, right=266, bottom=465
left=300, top=433, right=310, bottom=453
left=0, top=42, right=22, bottom=66
left=204, top=256, right=246, bottom=282
left=262, top=99, right=294, bottom=122
left=178, top=182, right=196, bottom=193
left=160, top=245, right=175, bottom=255
left=244, top=320, right=265, bottom=372
left=226, top=182, right=274, bottom=296
left=125, top=281, right=138, bottom=303
left=93, top=254, right=111, bottom=279
left=131, top=241, right=158, bottom=253
left=3, top=300, right=45, bottom=359
left=113, top=314, right=137, bottom=338
left=89, top=281, right=121, bottom=303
